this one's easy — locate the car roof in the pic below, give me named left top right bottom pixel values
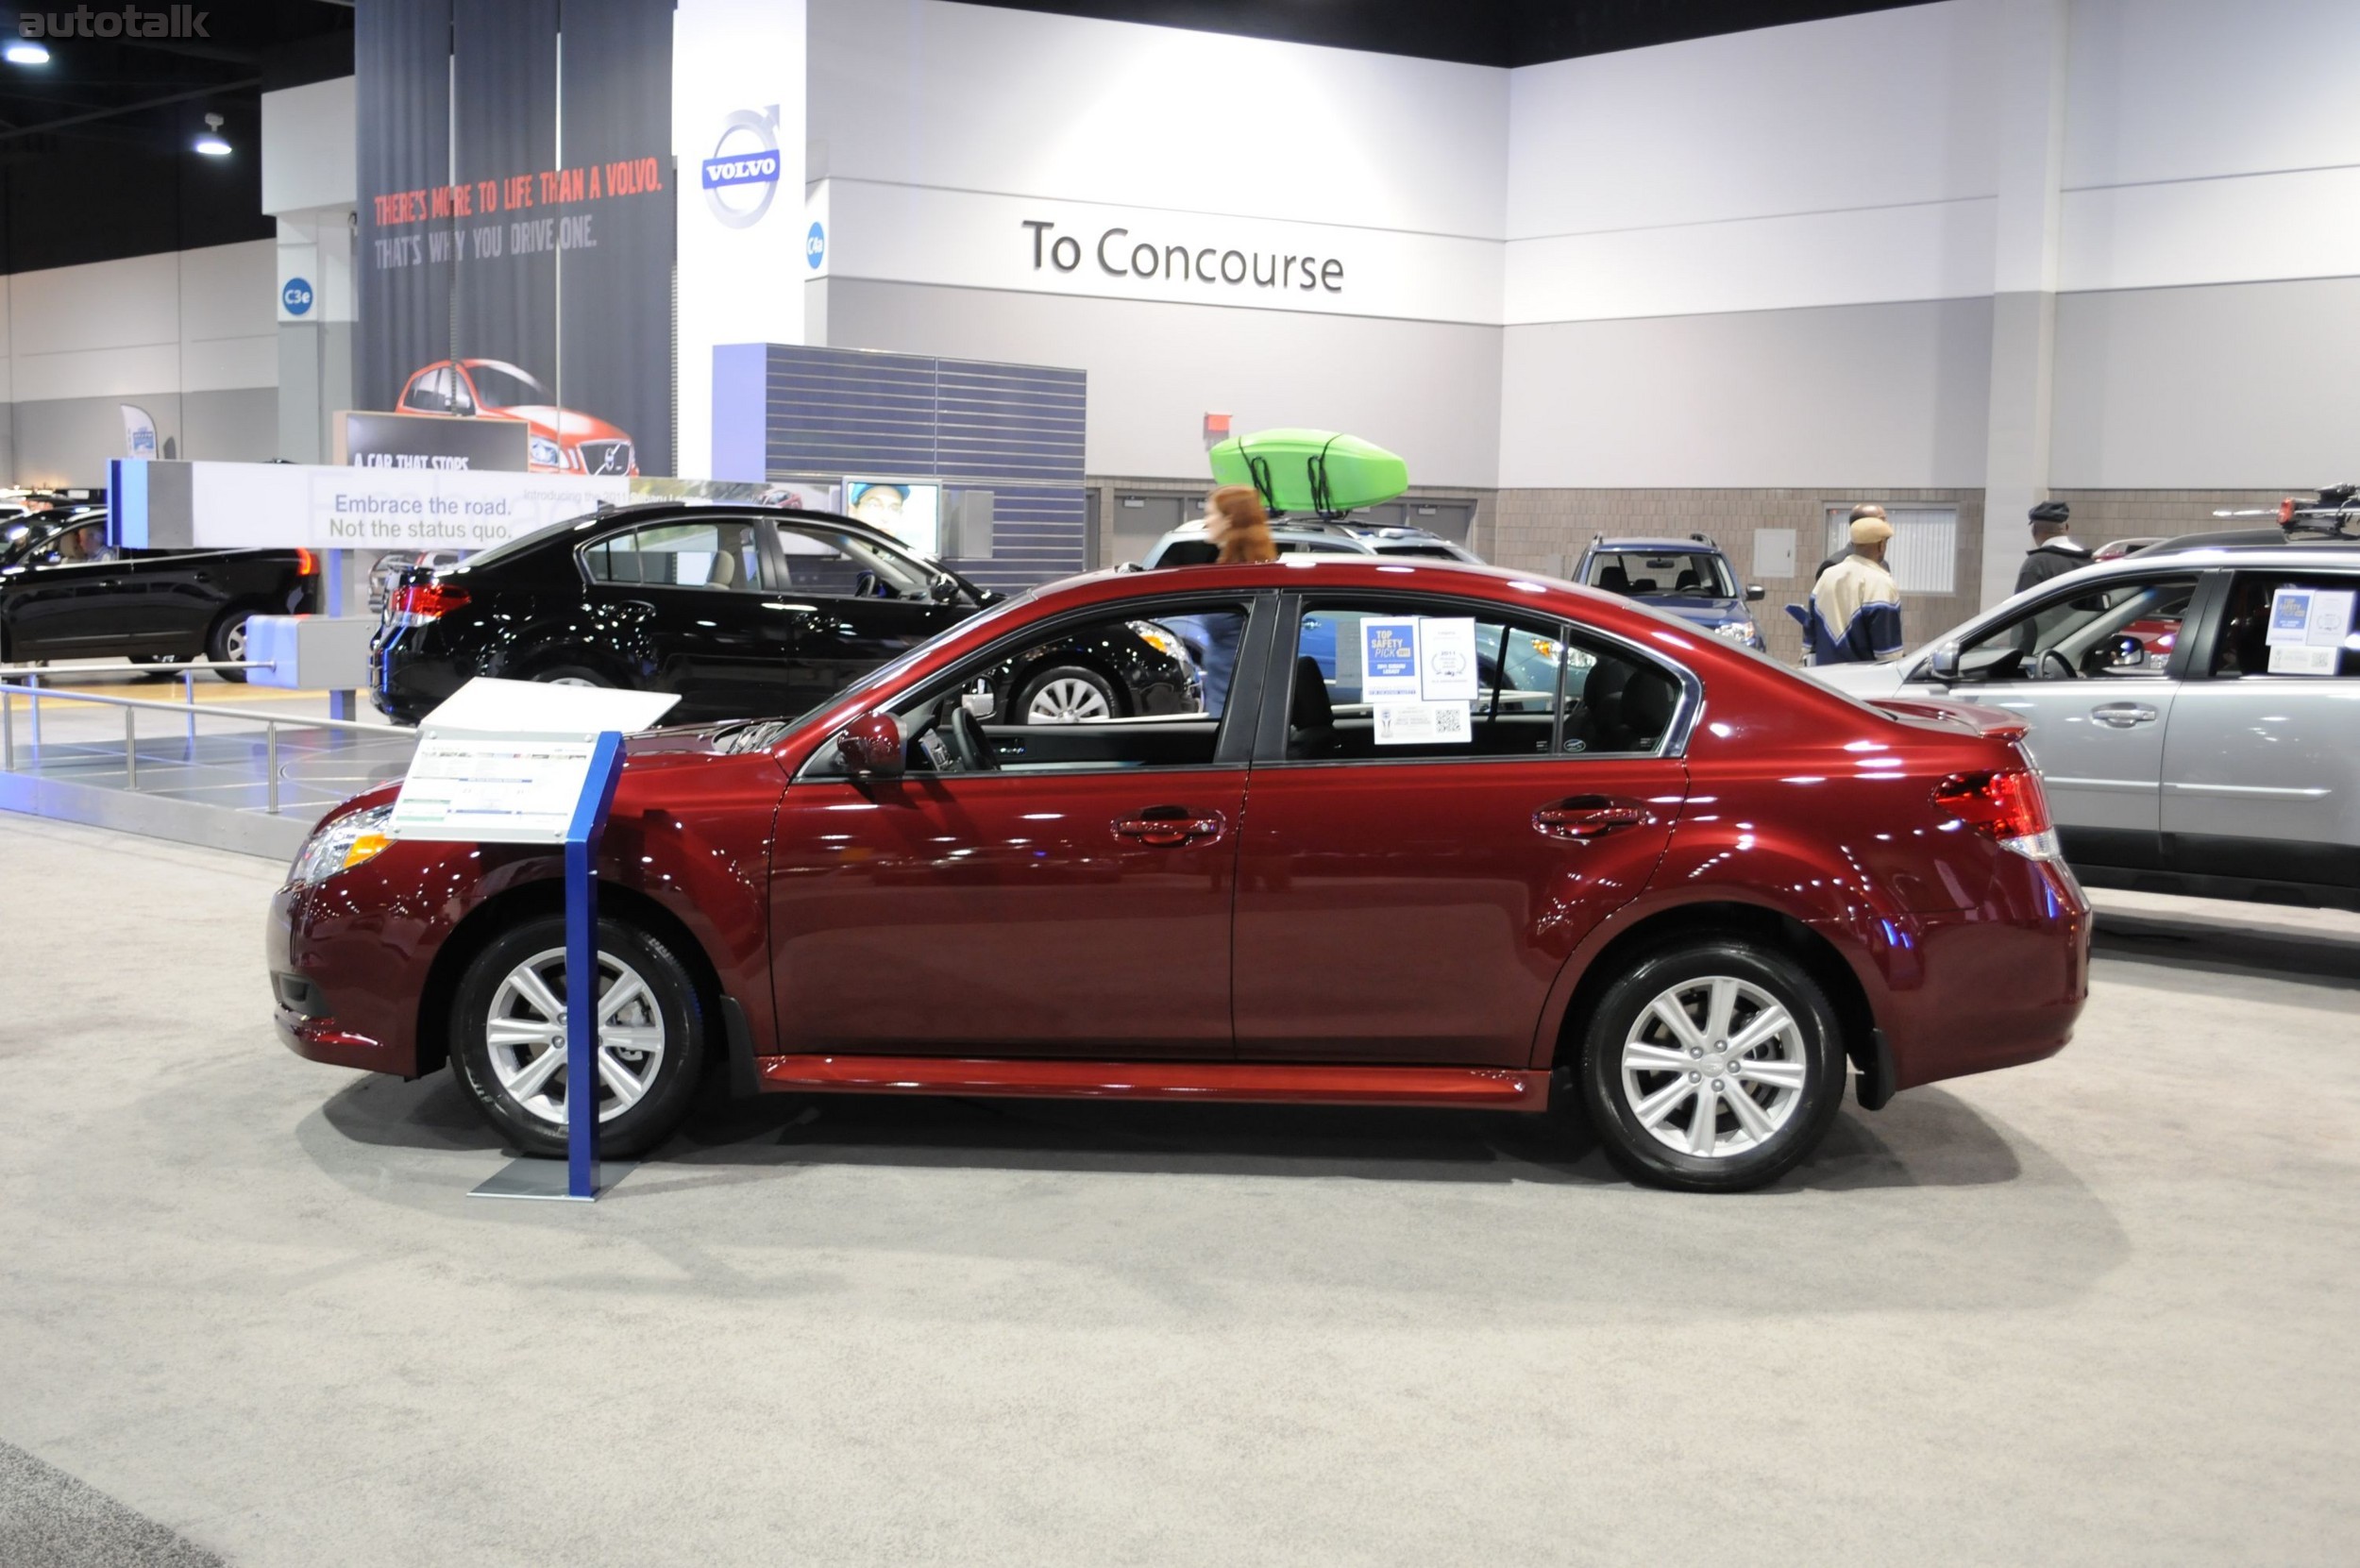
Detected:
left=1587, top=537, right=1729, bottom=555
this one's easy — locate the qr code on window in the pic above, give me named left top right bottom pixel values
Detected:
left=1434, top=704, right=1467, bottom=737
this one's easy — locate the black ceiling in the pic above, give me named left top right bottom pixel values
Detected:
left=965, top=0, right=1929, bottom=68
left=0, top=0, right=352, bottom=276
left=0, top=0, right=1917, bottom=278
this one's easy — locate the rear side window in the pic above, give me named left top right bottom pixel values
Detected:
left=1280, top=599, right=1683, bottom=762
left=2212, top=571, right=2360, bottom=678
left=583, top=520, right=764, bottom=590
left=1153, top=539, right=1219, bottom=567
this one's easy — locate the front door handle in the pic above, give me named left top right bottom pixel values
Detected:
left=1534, top=796, right=1649, bottom=841
left=2091, top=702, right=2158, bottom=729
left=1114, top=807, right=1226, bottom=847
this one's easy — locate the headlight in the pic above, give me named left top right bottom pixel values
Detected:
left=528, top=435, right=564, bottom=468
left=1714, top=620, right=1761, bottom=642
left=1129, top=620, right=1194, bottom=666
left=290, top=803, right=395, bottom=885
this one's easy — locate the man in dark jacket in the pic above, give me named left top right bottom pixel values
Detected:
left=2014, top=500, right=2092, bottom=595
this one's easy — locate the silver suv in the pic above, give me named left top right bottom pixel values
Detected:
left=1813, top=546, right=2360, bottom=910
left=1141, top=517, right=1479, bottom=567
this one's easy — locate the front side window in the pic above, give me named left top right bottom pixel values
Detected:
left=582, top=520, right=764, bottom=590
left=1952, top=574, right=2196, bottom=683
left=772, top=525, right=936, bottom=599
left=879, top=599, right=1246, bottom=775
left=401, top=368, right=449, bottom=413
left=2211, top=571, right=2360, bottom=679
left=1585, top=550, right=1735, bottom=599
left=1280, top=599, right=1683, bottom=762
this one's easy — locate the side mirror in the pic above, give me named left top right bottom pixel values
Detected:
left=1745, top=583, right=1765, bottom=602
left=1926, top=642, right=1963, bottom=683
left=960, top=677, right=996, bottom=721
left=834, top=711, right=905, bottom=779
left=2107, top=633, right=2148, bottom=668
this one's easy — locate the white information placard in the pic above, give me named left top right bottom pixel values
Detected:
left=390, top=737, right=604, bottom=844
left=1418, top=616, right=1480, bottom=701
left=2265, top=586, right=2354, bottom=675
left=1374, top=700, right=1471, bottom=746
left=1361, top=617, right=1422, bottom=700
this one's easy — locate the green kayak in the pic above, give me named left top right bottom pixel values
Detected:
left=1209, top=429, right=1408, bottom=515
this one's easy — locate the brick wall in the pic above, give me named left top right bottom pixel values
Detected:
left=2047, top=489, right=2299, bottom=552
left=1491, top=487, right=1986, bottom=666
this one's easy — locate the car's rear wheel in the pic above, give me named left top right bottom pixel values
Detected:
left=449, top=915, right=707, bottom=1159
left=531, top=664, right=615, bottom=689
left=1577, top=940, right=1845, bottom=1192
left=1017, top=665, right=1117, bottom=723
left=207, top=610, right=257, bottom=683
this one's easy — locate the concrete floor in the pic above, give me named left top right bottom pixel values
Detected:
left=1, top=812, right=2354, bottom=1567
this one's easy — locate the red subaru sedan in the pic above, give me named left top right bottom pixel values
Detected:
left=269, top=560, right=2088, bottom=1191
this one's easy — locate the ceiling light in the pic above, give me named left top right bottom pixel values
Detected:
left=5, top=41, right=51, bottom=64
left=194, top=112, right=230, bottom=157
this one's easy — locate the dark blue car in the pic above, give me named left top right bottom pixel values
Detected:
left=1571, top=533, right=1766, bottom=651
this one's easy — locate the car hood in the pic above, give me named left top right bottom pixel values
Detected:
left=1635, top=593, right=1750, bottom=625
left=481, top=404, right=629, bottom=442
left=1807, top=660, right=1909, bottom=696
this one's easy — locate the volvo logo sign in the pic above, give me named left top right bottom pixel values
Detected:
left=701, top=106, right=782, bottom=229
left=281, top=277, right=314, bottom=315
left=805, top=221, right=826, bottom=270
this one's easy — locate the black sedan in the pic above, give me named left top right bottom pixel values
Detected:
left=371, top=503, right=1201, bottom=726
left=0, top=514, right=315, bottom=678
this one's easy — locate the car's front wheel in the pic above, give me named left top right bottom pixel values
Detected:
left=1017, top=665, right=1118, bottom=723
left=1577, top=940, right=1845, bottom=1192
left=449, top=915, right=707, bottom=1158
left=530, top=664, right=616, bottom=689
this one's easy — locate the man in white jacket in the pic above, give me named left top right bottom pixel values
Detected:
left=1797, top=516, right=1903, bottom=665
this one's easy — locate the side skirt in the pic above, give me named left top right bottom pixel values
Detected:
left=753, top=1055, right=1551, bottom=1111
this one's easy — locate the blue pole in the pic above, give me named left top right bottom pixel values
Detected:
left=563, top=732, right=629, bottom=1201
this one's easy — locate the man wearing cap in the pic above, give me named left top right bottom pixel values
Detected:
left=1796, top=514, right=1904, bottom=665
left=2014, top=500, right=2091, bottom=595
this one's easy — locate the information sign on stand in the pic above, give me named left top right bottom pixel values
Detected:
left=388, top=679, right=680, bottom=1202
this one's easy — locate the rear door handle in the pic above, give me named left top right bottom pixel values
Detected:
left=1534, top=796, right=1649, bottom=841
left=2091, top=703, right=2158, bottom=728
left=1114, top=808, right=1226, bottom=847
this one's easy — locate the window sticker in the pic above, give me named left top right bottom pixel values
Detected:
left=1417, top=616, right=1480, bottom=702
left=1374, top=700, right=1471, bottom=745
left=2265, top=586, right=2354, bottom=675
left=1361, top=617, right=1421, bottom=700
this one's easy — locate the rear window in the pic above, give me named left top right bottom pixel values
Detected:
left=1586, top=550, right=1735, bottom=599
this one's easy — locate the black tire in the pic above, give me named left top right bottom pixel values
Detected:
left=1014, top=664, right=1120, bottom=724
left=207, top=609, right=258, bottom=683
left=530, top=664, right=616, bottom=689
left=1576, top=939, right=1845, bottom=1192
left=448, top=915, right=708, bottom=1159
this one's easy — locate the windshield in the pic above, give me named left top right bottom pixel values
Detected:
left=1586, top=550, right=1736, bottom=599
left=464, top=361, right=547, bottom=408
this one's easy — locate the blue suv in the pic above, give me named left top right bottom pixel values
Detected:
left=1570, top=533, right=1766, bottom=651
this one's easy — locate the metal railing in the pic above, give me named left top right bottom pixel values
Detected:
left=0, top=664, right=408, bottom=816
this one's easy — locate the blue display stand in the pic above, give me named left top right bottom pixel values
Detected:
left=469, top=731, right=630, bottom=1203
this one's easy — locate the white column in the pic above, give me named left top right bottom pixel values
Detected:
left=1979, top=0, right=2071, bottom=610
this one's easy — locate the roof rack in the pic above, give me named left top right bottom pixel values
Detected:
left=2212, top=484, right=2360, bottom=540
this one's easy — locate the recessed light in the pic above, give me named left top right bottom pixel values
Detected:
left=5, top=41, right=50, bottom=65
left=194, top=112, right=230, bottom=157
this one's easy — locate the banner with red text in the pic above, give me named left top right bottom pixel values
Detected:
left=356, top=0, right=673, bottom=479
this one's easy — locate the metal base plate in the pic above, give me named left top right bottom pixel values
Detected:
left=468, top=1157, right=632, bottom=1202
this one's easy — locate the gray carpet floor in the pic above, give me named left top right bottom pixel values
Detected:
left=1, top=812, right=2354, bottom=1566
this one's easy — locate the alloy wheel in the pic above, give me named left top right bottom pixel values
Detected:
left=1026, top=676, right=1112, bottom=722
left=482, top=947, right=668, bottom=1126
left=1618, top=975, right=1808, bottom=1158
left=222, top=618, right=248, bottom=664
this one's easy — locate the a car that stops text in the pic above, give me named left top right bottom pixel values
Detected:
left=276, top=557, right=2090, bottom=1192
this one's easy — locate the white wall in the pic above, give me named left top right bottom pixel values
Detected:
left=4, top=242, right=280, bottom=483
left=261, top=76, right=358, bottom=216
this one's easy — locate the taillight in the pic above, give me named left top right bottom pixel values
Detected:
left=295, top=547, right=316, bottom=577
left=390, top=581, right=470, bottom=624
left=1934, top=768, right=2060, bottom=861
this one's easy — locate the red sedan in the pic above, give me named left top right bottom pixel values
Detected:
left=269, top=560, right=2088, bottom=1191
